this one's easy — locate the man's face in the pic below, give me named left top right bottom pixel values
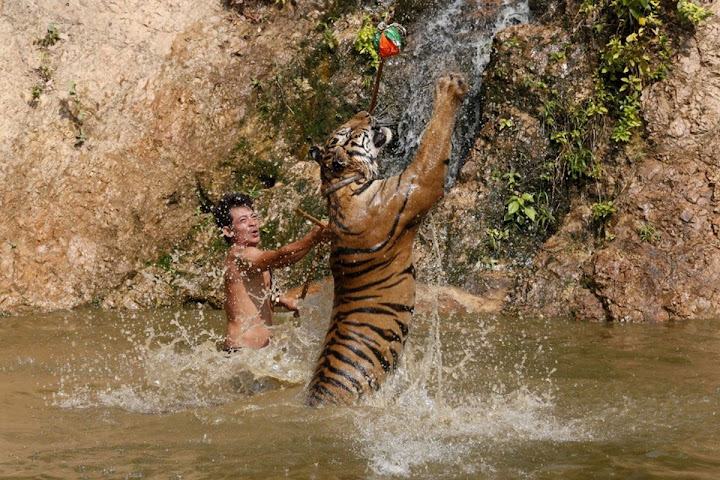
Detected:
left=224, top=206, right=261, bottom=247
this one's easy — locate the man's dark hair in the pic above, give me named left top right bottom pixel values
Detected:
left=214, top=192, right=254, bottom=243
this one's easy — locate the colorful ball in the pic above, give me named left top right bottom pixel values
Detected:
left=372, top=25, right=403, bottom=58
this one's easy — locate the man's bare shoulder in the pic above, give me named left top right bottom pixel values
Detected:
left=227, top=244, right=264, bottom=271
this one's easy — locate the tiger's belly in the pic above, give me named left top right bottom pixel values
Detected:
left=306, top=248, right=417, bottom=406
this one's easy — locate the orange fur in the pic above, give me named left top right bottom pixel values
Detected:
left=308, top=74, right=468, bottom=405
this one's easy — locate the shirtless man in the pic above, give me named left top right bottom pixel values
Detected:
left=214, top=193, right=330, bottom=350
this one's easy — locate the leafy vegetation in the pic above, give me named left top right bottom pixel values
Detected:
left=66, top=81, right=87, bottom=147
left=354, top=17, right=381, bottom=71
left=504, top=192, right=537, bottom=225
left=677, top=0, right=713, bottom=24
left=35, top=23, right=60, bottom=47
left=639, top=221, right=661, bottom=243
left=591, top=200, right=616, bottom=221
left=29, top=24, right=60, bottom=107
left=485, top=228, right=510, bottom=251
left=476, top=0, right=711, bottom=265
left=316, top=19, right=338, bottom=52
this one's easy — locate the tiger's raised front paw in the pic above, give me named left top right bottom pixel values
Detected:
left=434, top=73, right=468, bottom=109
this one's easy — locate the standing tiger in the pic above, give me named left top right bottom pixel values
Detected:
left=306, top=73, right=468, bottom=406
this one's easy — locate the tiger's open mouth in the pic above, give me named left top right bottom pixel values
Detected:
left=372, top=127, right=391, bottom=149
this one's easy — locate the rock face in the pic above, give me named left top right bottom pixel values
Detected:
left=1, top=0, right=718, bottom=322
left=585, top=6, right=720, bottom=321
left=515, top=1, right=720, bottom=321
left=0, top=0, right=321, bottom=314
left=423, top=0, right=720, bottom=322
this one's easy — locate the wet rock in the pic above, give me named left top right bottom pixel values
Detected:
left=582, top=3, right=720, bottom=321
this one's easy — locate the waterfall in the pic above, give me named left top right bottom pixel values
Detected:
left=379, top=0, right=531, bottom=186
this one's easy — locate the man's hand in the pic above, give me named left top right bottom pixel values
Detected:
left=313, top=224, right=333, bottom=243
left=277, top=295, right=300, bottom=318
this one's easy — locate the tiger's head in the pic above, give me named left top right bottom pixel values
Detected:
left=310, top=111, right=393, bottom=190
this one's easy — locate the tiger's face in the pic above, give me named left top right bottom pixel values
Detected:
left=310, top=111, right=393, bottom=186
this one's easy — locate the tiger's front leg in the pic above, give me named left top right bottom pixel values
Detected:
left=402, top=73, right=468, bottom=220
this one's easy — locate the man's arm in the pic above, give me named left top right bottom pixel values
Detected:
left=238, top=226, right=329, bottom=272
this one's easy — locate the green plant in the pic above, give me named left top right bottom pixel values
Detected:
left=75, top=127, right=87, bottom=147
left=591, top=200, right=616, bottom=221
left=639, top=221, right=661, bottom=242
left=549, top=51, right=566, bottom=62
left=504, top=192, right=537, bottom=225
left=31, top=85, right=44, bottom=99
left=36, top=23, right=60, bottom=47
left=485, top=228, right=509, bottom=251
left=502, top=171, right=522, bottom=190
left=155, top=253, right=175, bottom=272
left=503, top=37, right=522, bottom=49
left=317, top=21, right=338, bottom=51
left=67, top=81, right=87, bottom=147
left=677, top=0, right=713, bottom=24
left=535, top=192, right=556, bottom=230
left=611, top=92, right=643, bottom=142
left=35, top=50, right=54, bottom=81
left=354, top=17, right=381, bottom=71
left=498, top=118, right=515, bottom=131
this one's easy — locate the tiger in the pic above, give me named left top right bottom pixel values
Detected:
left=306, top=73, right=468, bottom=406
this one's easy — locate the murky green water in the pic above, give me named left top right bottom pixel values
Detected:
left=1, top=298, right=719, bottom=479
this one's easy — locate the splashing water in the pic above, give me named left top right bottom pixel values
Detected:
left=346, top=213, right=584, bottom=477
left=51, top=302, right=331, bottom=414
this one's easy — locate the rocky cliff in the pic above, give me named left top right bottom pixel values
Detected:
left=513, top=0, right=720, bottom=321
left=1, top=0, right=717, bottom=321
left=0, top=0, right=327, bottom=313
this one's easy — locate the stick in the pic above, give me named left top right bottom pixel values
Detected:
left=368, top=58, right=385, bottom=115
left=294, top=208, right=325, bottom=227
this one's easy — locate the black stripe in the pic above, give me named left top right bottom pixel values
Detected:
left=325, top=363, right=364, bottom=392
left=389, top=345, right=399, bottom=369
left=333, top=193, right=410, bottom=255
left=317, top=368, right=358, bottom=393
left=352, top=180, right=375, bottom=196
left=393, top=318, right=410, bottom=338
left=336, top=306, right=398, bottom=319
left=333, top=257, right=375, bottom=268
left=343, top=320, right=402, bottom=344
left=380, top=302, right=414, bottom=313
left=335, top=274, right=396, bottom=295
left=308, top=383, right=334, bottom=400
left=328, top=336, right=376, bottom=367
left=341, top=252, right=398, bottom=279
left=336, top=294, right=381, bottom=304
left=345, top=328, right=382, bottom=348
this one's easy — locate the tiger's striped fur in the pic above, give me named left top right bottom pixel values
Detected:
left=307, top=73, right=467, bottom=406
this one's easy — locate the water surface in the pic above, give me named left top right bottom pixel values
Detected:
left=2, top=302, right=719, bottom=479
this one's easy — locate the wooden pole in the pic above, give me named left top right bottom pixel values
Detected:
left=368, top=58, right=385, bottom=115
left=294, top=207, right=325, bottom=227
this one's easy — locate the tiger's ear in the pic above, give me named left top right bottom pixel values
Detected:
left=309, top=145, right=322, bottom=163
